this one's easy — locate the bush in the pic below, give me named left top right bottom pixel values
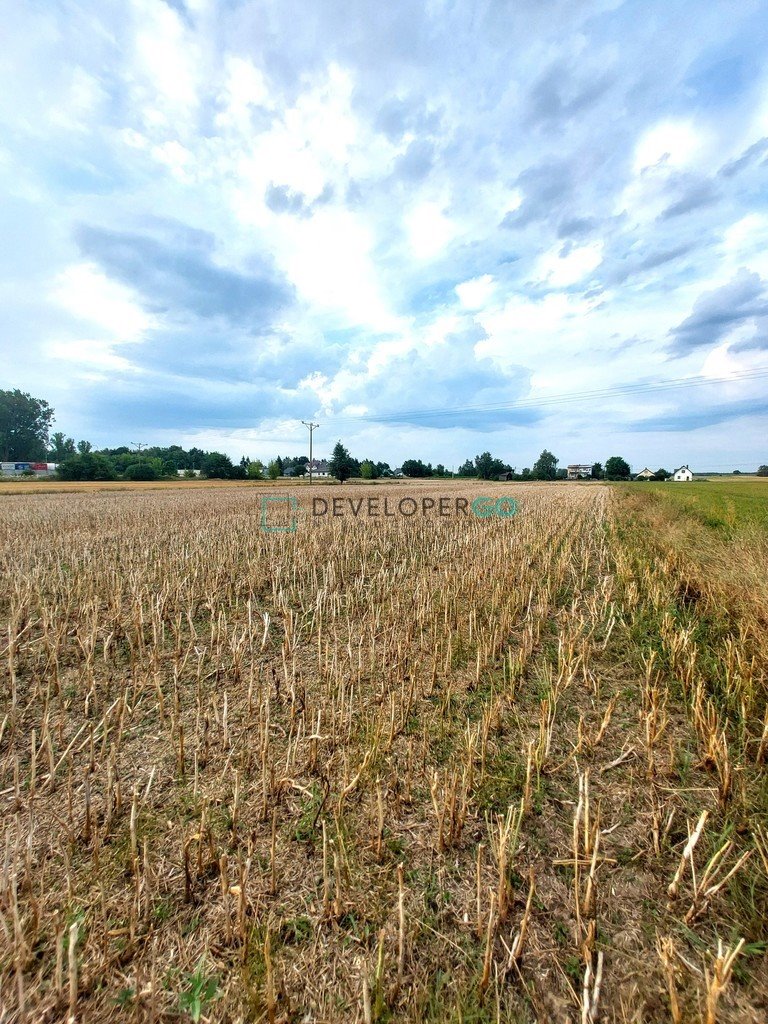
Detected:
left=58, top=453, right=117, bottom=481
left=123, top=462, right=159, bottom=481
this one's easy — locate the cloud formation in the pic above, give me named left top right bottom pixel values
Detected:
left=1, top=0, right=767, bottom=470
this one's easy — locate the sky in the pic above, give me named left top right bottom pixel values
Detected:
left=2, top=0, right=768, bottom=472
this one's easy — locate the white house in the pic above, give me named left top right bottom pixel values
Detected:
left=635, top=467, right=655, bottom=480
left=307, top=459, right=330, bottom=477
left=673, top=465, right=693, bottom=482
left=567, top=464, right=593, bottom=480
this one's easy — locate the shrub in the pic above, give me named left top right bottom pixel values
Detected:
left=123, top=462, right=159, bottom=481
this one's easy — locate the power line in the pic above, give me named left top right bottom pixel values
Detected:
left=325, top=366, right=768, bottom=424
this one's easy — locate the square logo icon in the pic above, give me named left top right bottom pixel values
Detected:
left=260, top=495, right=298, bottom=533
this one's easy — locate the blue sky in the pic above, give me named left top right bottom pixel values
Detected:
left=2, top=0, right=768, bottom=471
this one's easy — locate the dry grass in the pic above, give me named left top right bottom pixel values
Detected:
left=0, top=481, right=765, bottom=1022
left=0, top=479, right=277, bottom=495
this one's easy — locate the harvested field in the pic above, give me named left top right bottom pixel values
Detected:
left=1, top=482, right=766, bottom=1022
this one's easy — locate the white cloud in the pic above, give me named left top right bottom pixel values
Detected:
left=721, top=214, right=768, bottom=278
left=51, top=264, right=155, bottom=341
left=456, top=274, right=496, bottom=309
left=46, top=337, right=135, bottom=371
left=279, top=207, right=400, bottom=331
left=1, top=0, right=766, bottom=469
left=633, top=120, right=704, bottom=173
left=214, top=57, right=272, bottom=132
left=406, top=201, right=456, bottom=260
left=129, top=0, right=203, bottom=132
left=534, top=242, right=603, bottom=287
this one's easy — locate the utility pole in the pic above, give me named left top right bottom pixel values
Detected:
left=131, top=442, right=147, bottom=453
left=301, top=421, right=319, bottom=483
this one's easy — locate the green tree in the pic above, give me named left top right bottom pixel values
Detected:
left=474, top=452, right=509, bottom=480
left=605, top=456, right=631, bottom=480
left=248, top=459, right=264, bottom=479
left=654, top=468, right=671, bottom=480
left=202, top=452, right=234, bottom=479
left=532, top=449, right=558, bottom=480
left=591, top=462, right=603, bottom=480
left=58, top=453, right=116, bottom=481
left=0, top=389, right=54, bottom=461
left=77, top=440, right=93, bottom=455
left=457, top=459, right=475, bottom=477
left=163, top=445, right=187, bottom=470
left=124, top=462, right=159, bottom=481
left=48, top=431, right=76, bottom=462
left=267, top=459, right=280, bottom=480
left=401, top=458, right=432, bottom=478
left=757, top=465, right=768, bottom=477
left=329, top=441, right=355, bottom=483
left=360, top=460, right=376, bottom=479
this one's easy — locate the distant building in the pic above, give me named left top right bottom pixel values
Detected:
left=672, top=465, right=693, bottom=482
left=567, top=464, right=593, bottom=480
left=635, top=467, right=655, bottom=480
left=176, top=469, right=202, bottom=477
left=307, top=459, right=330, bottom=477
left=498, top=470, right=515, bottom=481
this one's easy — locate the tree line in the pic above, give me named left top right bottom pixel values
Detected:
left=3, top=390, right=766, bottom=483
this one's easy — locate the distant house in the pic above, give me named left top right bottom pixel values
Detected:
left=498, top=470, right=515, bottom=481
left=635, top=467, right=655, bottom=480
left=567, top=464, right=592, bottom=480
left=673, top=465, right=693, bottom=482
left=177, top=469, right=201, bottom=477
left=307, top=459, right=330, bottom=477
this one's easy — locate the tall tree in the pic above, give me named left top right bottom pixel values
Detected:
left=48, top=432, right=76, bottom=462
left=0, top=389, right=54, bottom=461
left=605, top=456, right=631, bottom=480
left=474, top=452, right=508, bottom=480
left=202, top=452, right=234, bottom=479
left=329, top=441, right=355, bottom=483
left=532, top=449, right=558, bottom=480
